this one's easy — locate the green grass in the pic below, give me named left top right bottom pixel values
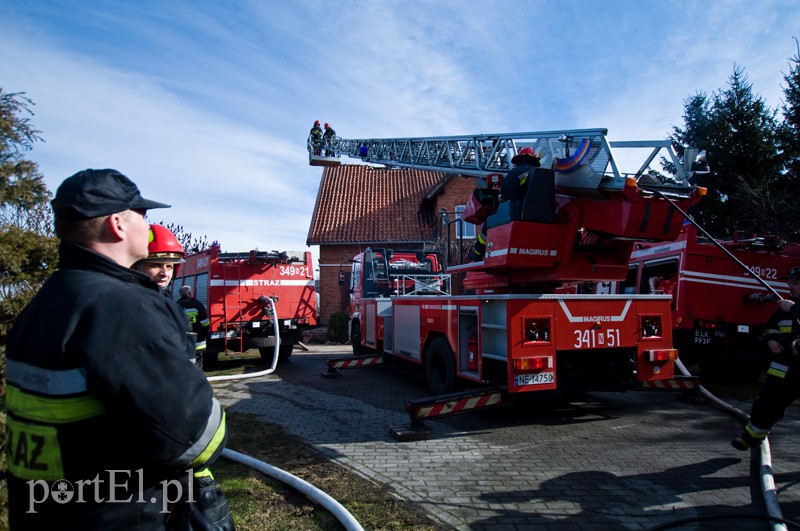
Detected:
left=215, top=413, right=446, bottom=530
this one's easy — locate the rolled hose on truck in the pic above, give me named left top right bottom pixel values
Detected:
left=206, top=297, right=365, bottom=531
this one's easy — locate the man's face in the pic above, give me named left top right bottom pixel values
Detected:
left=126, top=209, right=151, bottom=263
left=788, top=278, right=800, bottom=298
left=140, top=261, right=175, bottom=289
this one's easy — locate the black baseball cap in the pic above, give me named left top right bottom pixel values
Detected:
left=51, top=169, right=170, bottom=221
left=783, top=266, right=800, bottom=280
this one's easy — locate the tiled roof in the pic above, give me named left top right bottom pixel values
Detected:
left=306, top=165, right=448, bottom=245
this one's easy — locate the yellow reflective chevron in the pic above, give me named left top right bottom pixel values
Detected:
left=193, top=467, right=214, bottom=479
left=7, top=385, right=106, bottom=424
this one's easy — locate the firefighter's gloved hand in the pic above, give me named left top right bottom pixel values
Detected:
left=190, top=474, right=235, bottom=531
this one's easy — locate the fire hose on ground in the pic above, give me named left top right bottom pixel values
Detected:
left=206, top=297, right=365, bottom=531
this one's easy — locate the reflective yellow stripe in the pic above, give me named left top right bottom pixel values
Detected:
left=193, top=467, right=214, bottom=479
left=196, top=341, right=207, bottom=350
left=767, top=365, right=788, bottom=378
left=746, top=423, right=769, bottom=440
left=7, top=417, right=65, bottom=480
left=189, top=410, right=227, bottom=469
left=184, top=308, right=199, bottom=324
left=200, top=318, right=210, bottom=328
left=477, top=232, right=487, bottom=245
left=7, top=385, right=106, bottom=424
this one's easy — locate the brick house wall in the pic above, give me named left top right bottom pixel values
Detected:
left=308, top=165, right=482, bottom=325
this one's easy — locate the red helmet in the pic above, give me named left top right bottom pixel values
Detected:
left=147, top=225, right=184, bottom=262
left=511, top=146, right=540, bottom=164
left=314, top=120, right=320, bottom=126
left=324, top=123, right=331, bottom=128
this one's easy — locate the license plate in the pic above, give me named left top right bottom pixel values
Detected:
left=515, top=372, right=555, bottom=386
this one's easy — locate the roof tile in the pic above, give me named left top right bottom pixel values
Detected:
left=307, top=165, right=446, bottom=245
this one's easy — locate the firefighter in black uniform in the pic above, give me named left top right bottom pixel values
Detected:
left=732, top=265, right=800, bottom=450
left=323, top=122, right=337, bottom=156
left=469, top=146, right=540, bottom=261
left=309, top=120, right=323, bottom=155
left=5, top=169, right=233, bottom=530
left=178, top=285, right=211, bottom=368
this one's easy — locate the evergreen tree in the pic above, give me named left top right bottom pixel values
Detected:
left=777, top=38, right=800, bottom=240
left=0, top=89, right=58, bottom=342
left=157, top=222, right=209, bottom=254
left=673, top=66, right=786, bottom=239
left=710, top=65, right=782, bottom=237
left=669, top=93, right=714, bottom=220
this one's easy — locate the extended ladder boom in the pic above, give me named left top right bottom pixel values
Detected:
left=311, top=128, right=704, bottom=197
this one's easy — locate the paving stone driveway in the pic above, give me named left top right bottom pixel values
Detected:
left=212, top=346, right=800, bottom=530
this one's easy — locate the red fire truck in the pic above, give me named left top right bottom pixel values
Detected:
left=173, top=244, right=317, bottom=368
left=321, top=128, right=707, bottom=400
left=602, top=223, right=800, bottom=381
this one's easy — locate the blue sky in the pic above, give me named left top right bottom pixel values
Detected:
left=3, top=0, right=800, bottom=260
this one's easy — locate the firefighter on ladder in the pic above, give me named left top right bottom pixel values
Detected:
left=309, top=119, right=323, bottom=155
left=323, top=122, right=336, bottom=156
left=732, top=265, right=800, bottom=450
left=469, top=146, right=541, bottom=261
left=178, top=285, right=211, bottom=368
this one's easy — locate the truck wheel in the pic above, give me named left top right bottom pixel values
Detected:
left=425, top=337, right=456, bottom=395
left=351, top=321, right=371, bottom=355
left=278, top=343, right=294, bottom=361
left=258, top=347, right=277, bottom=364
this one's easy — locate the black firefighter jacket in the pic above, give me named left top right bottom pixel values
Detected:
left=763, top=296, right=800, bottom=378
left=6, top=241, right=228, bottom=530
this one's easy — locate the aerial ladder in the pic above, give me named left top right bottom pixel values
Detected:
left=310, top=128, right=707, bottom=289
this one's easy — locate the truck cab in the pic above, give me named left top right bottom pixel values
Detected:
left=349, top=248, right=444, bottom=353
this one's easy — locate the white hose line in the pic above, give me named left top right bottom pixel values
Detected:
left=221, top=448, right=365, bottom=531
left=206, top=299, right=364, bottom=530
left=674, top=358, right=786, bottom=531
left=207, top=297, right=280, bottom=382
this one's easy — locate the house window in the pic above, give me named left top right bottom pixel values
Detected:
left=455, top=205, right=476, bottom=239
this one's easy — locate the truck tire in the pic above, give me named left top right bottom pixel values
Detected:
left=425, top=337, right=456, bottom=395
left=278, top=343, right=294, bottom=361
left=351, top=320, right=372, bottom=355
left=255, top=338, right=294, bottom=364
